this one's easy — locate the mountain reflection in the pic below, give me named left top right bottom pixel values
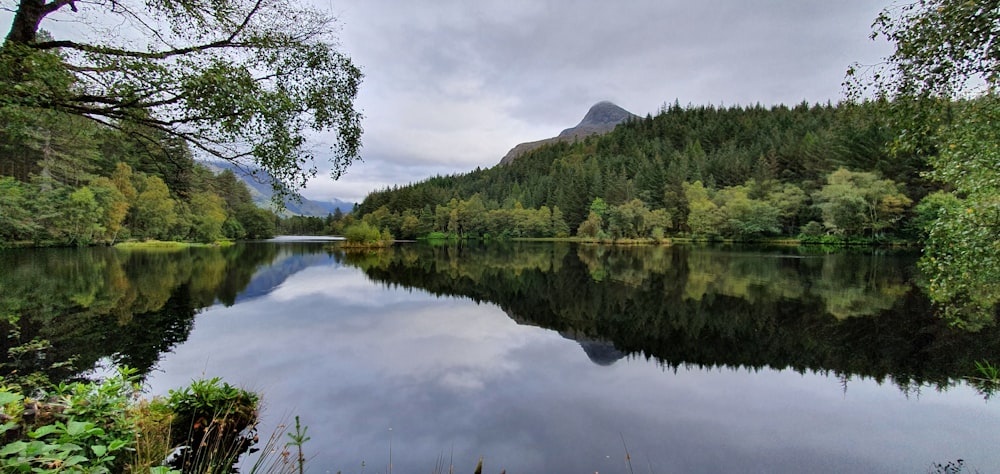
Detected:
left=342, top=242, right=1000, bottom=391
left=4, top=241, right=999, bottom=395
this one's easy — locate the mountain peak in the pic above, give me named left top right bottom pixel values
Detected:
left=562, top=101, right=636, bottom=136
left=499, top=101, right=637, bottom=165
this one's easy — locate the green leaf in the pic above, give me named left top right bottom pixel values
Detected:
left=150, top=467, right=182, bottom=474
left=107, top=438, right=128, bottom=451
left=0, top=440, right=28, bottom=456
left=0, top=391, right=23, bottom=406
left=65, top=420, right=91, bottom=437
left=28, top=424, right=59, bottom=438
left=63, top=455, right=88, bottom=466
left=54, top=442, right=81, bottom=453
left=91, top=444, right=107, bottom=457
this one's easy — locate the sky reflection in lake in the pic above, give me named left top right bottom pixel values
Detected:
left=145, top=250, right=1000, bottom=474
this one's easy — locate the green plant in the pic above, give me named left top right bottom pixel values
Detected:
left=165, top=377, right=260, bottom=473
left=974, top=360, right=999, bottom=381
left=0, top=419, right=131, bottom=472
left=0, top=369, right=279, bottom=474
left=0, top=367, right=141, bottom=473
left=129, top=398, right=176, bottom=472
left=0, top=387, right=25, bottom=444
left=286, top=416, right=310, bottom=474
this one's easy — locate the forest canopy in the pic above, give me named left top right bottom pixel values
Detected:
left=355, top=101, right=935, bottom=243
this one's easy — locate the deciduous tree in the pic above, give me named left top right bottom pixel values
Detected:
left=1, top=0, right=363, bottom=197
left=813, top=168, right=911, bottom=238
left=850, top=0, right=1000, bottom=326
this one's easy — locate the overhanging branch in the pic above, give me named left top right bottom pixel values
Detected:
left=31, top=38, right=250, bottom=58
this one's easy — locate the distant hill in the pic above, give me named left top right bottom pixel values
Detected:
left=198, top=160, right=355, bottom=216
left=498, top=101, right=638, bottom=165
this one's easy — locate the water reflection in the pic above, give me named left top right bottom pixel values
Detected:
left=4, top=241, right=998, bottom=472
left=4, top=242, right=998, bottom=392
left=144, top=244, right=999, bottom=473
left=349, top=243, right=1000, bottom=391
left=0, top=244, right=278, bottom=382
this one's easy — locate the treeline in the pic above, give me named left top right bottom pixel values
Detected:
left=0, top=108, right=277, bottom=246
left=275, top=207, right=358, bottom=236
left=356, top=101, right=944, bottom=242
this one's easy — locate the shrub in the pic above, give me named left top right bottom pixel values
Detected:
left=0, top=370, right=281, bottom=474
left=343, top=222, right=382, bottom=244
left=0, top=367, right=141, bottom=473
left=165, top=377, right=259, bottom=472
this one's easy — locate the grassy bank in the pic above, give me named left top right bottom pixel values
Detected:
left=114, top=240, right=235, bottom=250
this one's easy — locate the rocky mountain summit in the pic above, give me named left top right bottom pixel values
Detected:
left=498, top=101, right=638, bottom=165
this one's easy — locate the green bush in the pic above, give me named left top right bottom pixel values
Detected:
left=344, top=222, right=383, bottom=244
left=0, top=370, right=280, bottom=474
left=0, top=367, right=140, bottom=473
left=166, top=377, right=260, bottom=473
left=421, top=231, right=455, bottom=240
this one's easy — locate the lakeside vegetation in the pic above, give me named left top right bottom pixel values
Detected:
left=0, top=367, right=297, bottom=473
left=340, top=222, right=395, bottom=248
left=0, top=129, right=279, bottom=247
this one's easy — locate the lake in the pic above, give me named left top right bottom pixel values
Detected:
left=2, top=240, right=999, bottom=473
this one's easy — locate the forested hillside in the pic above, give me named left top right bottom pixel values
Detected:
left=0, top=101, right=277, bottom=246
left=357, top=100, right=941, bottom=241
left=199, top=160, right=355, bottom=217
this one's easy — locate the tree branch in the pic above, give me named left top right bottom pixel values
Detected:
left=229, top=0, right=265, bottom=42
left=43, top=0, right=77, bottom=15
left=30, top=38, right=251, bottom=58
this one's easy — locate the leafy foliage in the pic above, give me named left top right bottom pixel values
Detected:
left=850, top=0, right=1000, bottom=327
left=813, top=168, right=911, bottom=238
left=0, top=367, right=140, bottom=473
left=166, top=377, right=260, bottom=472
left=0, top=368, right=293, bottom=473
left=343, top=222, right=393, bottom=247
left=0, top=148, right=275, bottom=245
left=1, top=0, right=363, bottom=196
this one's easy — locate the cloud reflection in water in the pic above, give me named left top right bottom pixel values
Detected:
left=146, top=257, right=1000, bottom=474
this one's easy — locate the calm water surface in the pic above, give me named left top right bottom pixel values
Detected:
left=2, top=241, right=999, bottom=473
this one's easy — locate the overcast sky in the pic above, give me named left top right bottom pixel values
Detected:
left=298, top=0, right=894, bottom=203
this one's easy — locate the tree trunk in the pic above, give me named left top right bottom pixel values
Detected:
left=5, top=0, right=49, bottom=44
left=5, top=0, right=75, bottom=45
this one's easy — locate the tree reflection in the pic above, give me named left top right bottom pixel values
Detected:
left=5, top=241, right=997, bottom=395
left=0, top=244, right=279, bottom=384
left=346, top=243, right=1000, bottom=392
